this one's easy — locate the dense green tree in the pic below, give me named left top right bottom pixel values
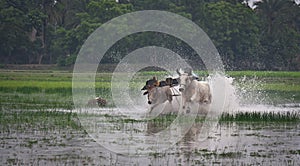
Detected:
left=50, top=0, right=135, bottom=65
left=195, top=1, right=261, bottom=69
left=255, top=0, right=300, bottom=70
left=0, top=0, right=60, bottom=64
left=255, top=0, right=293, bottom=34
left=0, top=1, right=29, bottom=63
left=0, top=0, right=299, bottom=70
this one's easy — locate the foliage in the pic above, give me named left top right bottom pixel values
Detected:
left=221, top=112, right=299, bottom=122
left=0, top=70, right=300, bottom=109
left=0, top=0, right=299, bottom=70
left=254, top=0, right=300, bottom=70
left=196, top=1, right=261, bottom=69
left=226, top=70, right=300, bottom=77
left=0, top=109, right=81, bottom=130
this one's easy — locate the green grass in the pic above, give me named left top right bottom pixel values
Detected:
left=1, top=93, right=73, bottom=109
left=102, top=111, right=300, bottom=124
left=0, top=109, right=82, bottom=130
left=220, top=112, right=299, bottom=122
left=0, top=70, right=114, bottom=109
left=226, top=71, right=300, bottom=78
left=0, top=70, right=298, bottom=165
left=0, top=70, right=300, bottom=110
left=260, top=83, right=300, bottom=92
left=156, top=112, right=300, bottom=123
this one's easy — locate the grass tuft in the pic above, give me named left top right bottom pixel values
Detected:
left=220, top=112, right=299, bottom=122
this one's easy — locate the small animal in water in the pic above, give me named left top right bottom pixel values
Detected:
left=87, top=97, right=107, bottom=107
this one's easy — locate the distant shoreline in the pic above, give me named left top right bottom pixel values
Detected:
left=0, top=64, right=71, bottom=71
left=1, top=64, right=300, bottom=72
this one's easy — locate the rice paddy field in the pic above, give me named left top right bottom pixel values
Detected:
left=0, top=69, right=299, bottom=165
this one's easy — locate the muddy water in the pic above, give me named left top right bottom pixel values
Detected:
left=1, top=106, right=299, bottom=165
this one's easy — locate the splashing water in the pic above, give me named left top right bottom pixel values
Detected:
left=234, top=75, right=268, bottom=105
left=208, top=73, right=239, bottom=114
left=208, top=73, right=300, bottom=115
left=126, top=71, right=300, bottom=117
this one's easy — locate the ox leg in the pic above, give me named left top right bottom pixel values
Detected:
left=208, top=93, right=212, bottom=104
left=186, top=103, right=190, bottom=113
left=167, top=94, right=172, bottom=103
left=190, top=86, right=199, bottom=102
left=182, top=98, right=186, bottom=109
left=149, top=103, right=160, bottom=115
left=187, top=89, right=199, bottom=113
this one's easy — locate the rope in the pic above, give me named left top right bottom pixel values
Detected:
left=170, top=87, right=181, bottom=105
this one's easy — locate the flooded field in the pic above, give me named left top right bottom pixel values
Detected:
left=1, top=108, right=299, bottom=165
left=0, top=70, right=300, bottom=165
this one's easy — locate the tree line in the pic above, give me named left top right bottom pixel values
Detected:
left=0, top=0, right=299, bottom=70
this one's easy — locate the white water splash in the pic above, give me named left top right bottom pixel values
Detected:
left=208, top=73, right=300, bottom=115
left=208, top=73, right=239, bottom=114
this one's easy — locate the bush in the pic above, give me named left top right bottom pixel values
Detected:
left=65, top=54, right=77, bottom=66
left=57, top=56, right=66, bottom=66
left=57, top=55, right=77, bottom=67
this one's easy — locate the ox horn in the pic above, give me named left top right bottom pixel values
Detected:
left=176, top=68, right=184, bottom=75
left=185, top=67, right=192, bottom=76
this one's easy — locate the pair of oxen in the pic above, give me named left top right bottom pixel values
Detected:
left=141, top=68, right=212, bottom=114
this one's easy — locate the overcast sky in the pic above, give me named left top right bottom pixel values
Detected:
left=247, top=0, right=258, bottom=7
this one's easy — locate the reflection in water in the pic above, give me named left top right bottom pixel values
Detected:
left=1, top=103, right=299, bottom=165
left=1, top=117, right=299, bottom=165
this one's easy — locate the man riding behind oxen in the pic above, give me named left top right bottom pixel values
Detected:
left=141, top=68, right=211, bottom=115
left=141, top=76, right=180, bottom=114
left=141, top=77, right=178, bottom=95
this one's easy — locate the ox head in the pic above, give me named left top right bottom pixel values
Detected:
left=147, top=87, right=158, bottom=105
left=142, top=77, right=159, bottom=95
left=147, top=86, right=173, bottom=105
left=177, top=68, right=194, bottom=92
left=141, top=77, right=159, bottom=104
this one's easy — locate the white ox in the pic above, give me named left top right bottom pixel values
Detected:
left=177, top=69, right=212, bottom=114
left=147, top=86, right=172, bottom=105
left=146, top=86, right=180, bottom=114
